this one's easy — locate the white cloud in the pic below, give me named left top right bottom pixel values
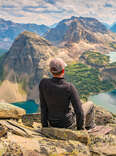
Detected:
left=0, top=0, right=116, bottom=25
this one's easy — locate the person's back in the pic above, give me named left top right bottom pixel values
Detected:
left=39, top=58, right=84, bottom=130
left=39, top=76, right=84, bottom=129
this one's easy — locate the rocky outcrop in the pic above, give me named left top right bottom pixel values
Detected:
left=0, top=104, right=115, bottom=156
left=41, top=127, right=89, bottom=145
left=89, top=134, right=116, bottom=156
left=94, top=105, right=115, bottom=125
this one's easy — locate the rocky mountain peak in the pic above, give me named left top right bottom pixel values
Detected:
left=3, top=31, right=53, bottom=75
left=61, top=16, right=107, bottom=33
left=45, top=16, right=108, bottom=45
left=11, top=31, right=52, bottom=50
left=78, top=17, right=108, bottom=33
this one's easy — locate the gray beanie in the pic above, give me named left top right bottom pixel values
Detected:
left=49, top=58, right=67, bottom=74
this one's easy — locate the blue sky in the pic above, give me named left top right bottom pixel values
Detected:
left=0, top=0, right=116, bottom=26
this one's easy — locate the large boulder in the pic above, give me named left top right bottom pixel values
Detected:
left=0, top=102, right=25, bottom=119
left=94, top=105, right=114, bottom=125
left=41, top=127, right=89, bottom=145
left=0, top=115, right=115, bottom=156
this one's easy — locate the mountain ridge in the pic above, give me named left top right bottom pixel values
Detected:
left=0, top=18, right=49, bottom=49
left=44, top=16, right=116, bottom=56
left=45, top=16, right=108, bottom=45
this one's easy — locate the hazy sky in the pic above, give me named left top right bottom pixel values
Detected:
left=0, top=0, right=116, bottom=26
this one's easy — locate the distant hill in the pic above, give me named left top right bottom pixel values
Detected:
left=0, top=18, right=49, bottom=49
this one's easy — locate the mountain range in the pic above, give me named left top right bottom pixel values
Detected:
left=0, top=17, right=116, bottom=50
left=45, top=16, right=116, bottom=58
left=45, top=16, right=108, bottom=45
left=0, top=18, right=49, bottom=49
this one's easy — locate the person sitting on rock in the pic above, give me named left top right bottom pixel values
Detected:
left=39, top=58, right=95, bottom=130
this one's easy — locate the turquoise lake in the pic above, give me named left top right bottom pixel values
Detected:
left=12, top=100, right=39, bottom=114
left=89, top=90, right=116, bottom=114
left=89, top=52, right=116, bottom=114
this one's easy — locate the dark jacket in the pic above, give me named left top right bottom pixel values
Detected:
left=39, top=77, right=84, bottom=130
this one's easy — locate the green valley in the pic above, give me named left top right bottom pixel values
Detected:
left=65, top=51, right=116, bottom=100
left=81, top=51, right=110, bottom=67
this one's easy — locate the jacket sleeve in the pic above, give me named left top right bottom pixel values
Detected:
left=39, top=79, right=48, bottom=127
left=70, top=83, right=84, bottom=130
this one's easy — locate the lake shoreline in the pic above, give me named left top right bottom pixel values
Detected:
left=89, top=89, right=116, bottom=114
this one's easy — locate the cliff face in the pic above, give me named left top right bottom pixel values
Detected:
left=0, top=31, right=54, bottom=103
